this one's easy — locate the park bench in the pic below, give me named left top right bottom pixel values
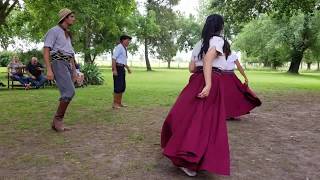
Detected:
left=7, top=66, right=54, bottom=89
left=7, top=66, right=27, bottom=89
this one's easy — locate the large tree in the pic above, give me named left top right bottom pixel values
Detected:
left=156, top=14, right=201, bottom=68
left=233, top=16, right=290, bottom=68
left=233, top=13, right=320, bottom=70
left=0, top=0, right=20, bottom=50
left=132, top=9, right=160, bottom=71
left=176, top=14, right=201, bottom=53
left=0, top=0, right=19, bottom=26
left=132, top=0, right=180, bottom=70
left=149, top=0, right=202, bottom=69
left=209, top=0, right=320, bottom=73
left=19, top=0, right=136, bottom=63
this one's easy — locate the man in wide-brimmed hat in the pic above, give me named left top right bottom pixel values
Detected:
left=43, top=8, right=77, bottom=132
left=112, top=35, right=132, bottom=109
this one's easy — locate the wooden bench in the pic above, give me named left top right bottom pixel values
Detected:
left=7, top=66, right=27, bottom=89
left=7, top=66, right=52, bottom=89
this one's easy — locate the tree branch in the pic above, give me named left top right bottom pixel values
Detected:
left=5, top=0, right=19, bottom=17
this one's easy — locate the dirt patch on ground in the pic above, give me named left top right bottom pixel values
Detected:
left=0, top=92, right=319, bottom=180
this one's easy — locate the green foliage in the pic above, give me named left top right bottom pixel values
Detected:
left=141, top=0, right=200, bottom=68
left=233, top=16, right=289, bottom=68
left=133, top=9, right=161, bottom=41
left=233, top=11, right=320, bottom=70
left=197, top=0, right=211, bottom=22
left=209, top=0, right=319, bottom=36
left=0, top=51, right=14, bottom=67
left=0, top=0, right=19, bottom=26
left=19, top=0, right=136, bottom=63
left=304, top=49, right=320, bottom=64
left=17, top=49, right=43, bottom=64
left=0, top=7, right=25, bottom=50
left=176, top=14, right=201, bottom=52
left=152, top=6, right=179, bottom=68
left=0, top=25, right=14, bottom=50
left=81, top=63, right=104, bottom=85
left=131, top=0, right=182, bottom=70
left=307, top=11, right=320, bottom=61
left=130, top=0, right=200, bottom=69
left=0, top=49, right=42, bottom=67
left=208, top=0, right=320, bottom=73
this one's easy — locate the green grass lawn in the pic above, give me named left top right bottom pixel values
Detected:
left=0, top=67, right=319, bottom=130
left=1, top=67, right=320, bottom=179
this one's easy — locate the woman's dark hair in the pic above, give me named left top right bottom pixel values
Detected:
left=198, top=14, right=224, bottom=60
left=223, top=39, right=231, bottom=59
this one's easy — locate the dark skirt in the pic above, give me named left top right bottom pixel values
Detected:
left=221, top=70, right=261, bottom=119
left=161, top=69, right=230, bottom=175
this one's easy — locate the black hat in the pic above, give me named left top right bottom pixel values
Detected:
left=120, top=35, right=132, bottom=41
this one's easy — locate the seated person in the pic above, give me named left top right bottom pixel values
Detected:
left=75, top=63, right=85, bottom=87
left=26, top=57, right=47, bottom=88
left=7, top=56, right=31, bottom=90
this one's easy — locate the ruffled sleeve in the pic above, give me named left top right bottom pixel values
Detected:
left=209, top=36, right=224, bottom=54
left=190, top=41, right=202, bottom=61
left=228, top=53, right=238, bottom=62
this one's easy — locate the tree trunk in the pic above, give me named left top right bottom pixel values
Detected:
left=167, top=60, right=171, bottom=69
left=144, top=38, right=152, bottom=71
left=92, top=54, right=97, bottom=62
left=263, top=59, right=270, bottom=68
left=307, top=62, right=311, bottom=70
left=288, top=49, right=304, bottom=74
left=83, top=25, right=92, bottom=64
left=84, top=52, right=92, bottom=64
left=288, top=14, right=310, bottom=74
left=0, top=0, right=19, bottom=26
left=317, top=61, right=319, bottom=71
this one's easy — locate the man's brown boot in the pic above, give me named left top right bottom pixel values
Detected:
left=52, top=100, right=71, bottom=132
left=112, top=93, right=121, bottom=109
left=119, top=93, right=128, bottom=107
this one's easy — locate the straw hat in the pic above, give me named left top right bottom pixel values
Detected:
left=58, top=8, right=73, bottom=23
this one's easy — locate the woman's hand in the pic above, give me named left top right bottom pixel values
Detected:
left=197, top=85, right=211, bottom=98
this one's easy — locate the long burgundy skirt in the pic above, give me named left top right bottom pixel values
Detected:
left=161, top=70, right=230, bottom=176
left=221, top=70, right=261, bottom=119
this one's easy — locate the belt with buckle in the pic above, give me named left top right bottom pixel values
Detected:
left=196, top=66, right=222, bottom=73
left=51, top=52, right=73, bottom=62
left=116, top=63, right=125, bottom=67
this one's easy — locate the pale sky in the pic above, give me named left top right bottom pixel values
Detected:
left=137, top=0, right=199, bottom=16
left=173, top=0, right=199, bottom=16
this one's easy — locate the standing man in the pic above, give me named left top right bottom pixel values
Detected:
left=112, top=35, right=132, bottom=109
left=43, top=8, right=77, bottom=132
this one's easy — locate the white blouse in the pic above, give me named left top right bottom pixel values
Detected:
left=225, top=53, right=238, bottom=70
left=191, top=36, right=227, bottom=69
